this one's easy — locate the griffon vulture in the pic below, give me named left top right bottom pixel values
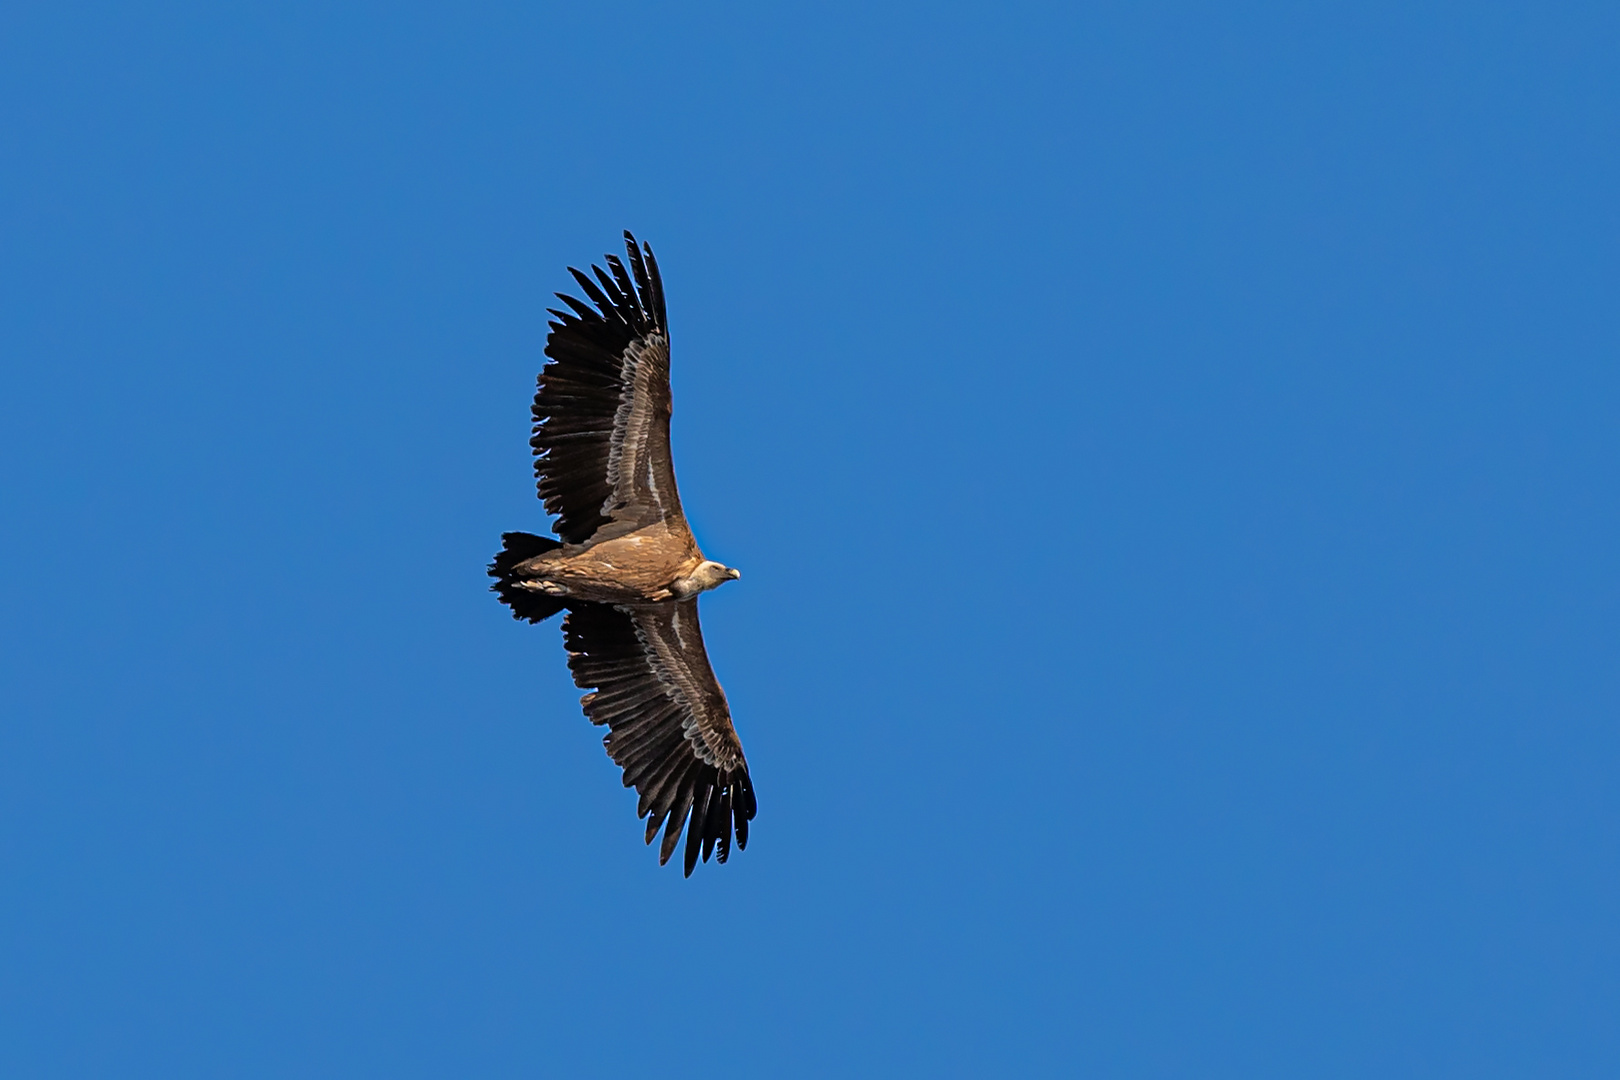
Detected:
left=489, top=232, right=754, bottom=876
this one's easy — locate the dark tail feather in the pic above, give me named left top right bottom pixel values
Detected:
left=488, top=531, right=565, bottom=623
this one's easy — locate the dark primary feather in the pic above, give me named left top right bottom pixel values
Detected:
left=532, top=232, right=672, bottom=544
left=562, top=601, right=755, bottom=876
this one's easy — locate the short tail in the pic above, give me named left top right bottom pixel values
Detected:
left=488, top=531, right=565, bottom=623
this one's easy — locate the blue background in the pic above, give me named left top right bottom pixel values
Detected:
left=2, top=2, right=1616, bottom=1076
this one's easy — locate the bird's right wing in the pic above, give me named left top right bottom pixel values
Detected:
left=562, top=600, right=756, bottom=875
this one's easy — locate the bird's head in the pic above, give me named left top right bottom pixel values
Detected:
left=691, top=560, right=741, bottom=593
left=670, top=560, right=741, bottom=599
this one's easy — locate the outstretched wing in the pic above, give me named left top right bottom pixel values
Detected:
left=562, top=600, right=756, bottom=875
left=533, top=232, right=687, bottom=545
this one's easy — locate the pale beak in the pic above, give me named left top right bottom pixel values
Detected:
left=728, top=568, right=741, bottom=580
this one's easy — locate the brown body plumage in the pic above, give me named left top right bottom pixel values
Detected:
left=510, top=521, right=733, bottom=604
left=489, top=232, right=754, bottom=876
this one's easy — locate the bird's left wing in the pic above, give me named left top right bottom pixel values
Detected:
left=532, top=233, right=688, bottom=545
left=562, top=600, right=756, bottom=875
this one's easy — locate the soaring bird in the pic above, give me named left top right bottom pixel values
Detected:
left=489, top=232, right=755, bottom=876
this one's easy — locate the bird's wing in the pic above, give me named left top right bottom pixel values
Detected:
left=562, top=600, right=755, bottom=875
left=532, top=232, right=688, bottom=545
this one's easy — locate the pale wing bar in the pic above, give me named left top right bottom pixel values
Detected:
left=603, top=332, right=683, bottom=533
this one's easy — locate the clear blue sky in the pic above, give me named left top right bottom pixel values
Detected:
left=2, top=3, right=1616, bottom=1076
